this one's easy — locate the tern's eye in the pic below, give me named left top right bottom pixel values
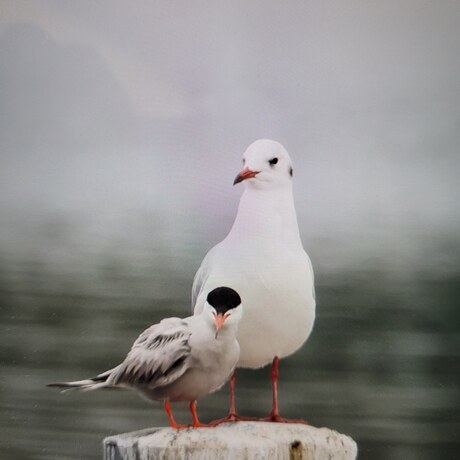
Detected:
left=269, top=157, right=278, bottom=166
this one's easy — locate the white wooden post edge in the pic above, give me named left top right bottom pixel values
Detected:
left=103, top=422, right=357, bottom=460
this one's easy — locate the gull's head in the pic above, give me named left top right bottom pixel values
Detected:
left=205, top=287, right=243, bottom=338
left=233, top=139, right=293, bottom=189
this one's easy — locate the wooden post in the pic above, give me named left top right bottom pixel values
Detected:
left=103, top=422, right=357, bottom=460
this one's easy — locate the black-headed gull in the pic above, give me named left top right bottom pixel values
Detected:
left=48, top=287, right=243, bottom=429
left=192, top=139, right=315, bottom=423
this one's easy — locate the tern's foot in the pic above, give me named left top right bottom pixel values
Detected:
left=258, top=413, right=308, bottom=424
left=170, top=423, right=189, bottom=430
left=171, top=422, right=211, bottom=429
left=191, top=421, right=215, bottom=428
left=208, top=413, right=258, bottom=426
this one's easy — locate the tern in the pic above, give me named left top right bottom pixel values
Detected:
left=48, top=287, right=243, bottom=429
left=192, top=139, right=315, bottom=423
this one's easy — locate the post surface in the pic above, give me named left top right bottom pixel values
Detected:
left=103, top=422, right=357, bottom=460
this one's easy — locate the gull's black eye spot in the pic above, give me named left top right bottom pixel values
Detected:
left=269, top=157, right=278, bottom=166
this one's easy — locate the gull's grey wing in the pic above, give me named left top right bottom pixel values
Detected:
left=191, top=254, right=209, bottom=313
left=192, top=245, right=219, bottom=314
left=109, top=318, right=192, bottom=389
left=306, top=252, right=316, bottom=301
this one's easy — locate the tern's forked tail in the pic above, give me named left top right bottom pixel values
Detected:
left=47, top=368, right=116, bottom=393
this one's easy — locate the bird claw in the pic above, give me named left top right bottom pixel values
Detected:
left=258, top=413, right=308, bottom=424
left=192, top=421, right=214, bottom=428
left=170, top=423, right=189, bottom=430
left=208, top=413, right=258, bottom=426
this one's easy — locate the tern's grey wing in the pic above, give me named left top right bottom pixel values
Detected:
left=109, top=318, right=192, bottom=389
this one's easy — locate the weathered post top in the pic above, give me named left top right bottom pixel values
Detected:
left=104, top=422, right=357, bottom=460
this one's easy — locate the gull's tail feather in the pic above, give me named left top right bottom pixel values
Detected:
left=47, top=367, right=119, bottom=393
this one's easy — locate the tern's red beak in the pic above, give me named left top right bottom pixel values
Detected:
left=214, top=313, right=225, bottom=337
left=233, top=167, right=259, bottom=185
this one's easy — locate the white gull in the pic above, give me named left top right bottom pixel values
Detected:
left=192, top=139, right=315, bottom=423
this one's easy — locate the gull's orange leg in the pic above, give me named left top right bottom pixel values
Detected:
left=259, top=356, right=307, bottom=424
left=209, top=370, right=257, bottom=426
left=164, top=400, right=188, bottom=429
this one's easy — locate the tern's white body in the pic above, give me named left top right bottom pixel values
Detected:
left=123, top=315, right=240, bottom=402
left=193, top=140, right=315, bottom=368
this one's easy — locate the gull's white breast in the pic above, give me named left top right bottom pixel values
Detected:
left=194, top=240, right=315, bottom=368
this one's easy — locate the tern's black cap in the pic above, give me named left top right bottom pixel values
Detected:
left=207, top=287, right=241, bottom=314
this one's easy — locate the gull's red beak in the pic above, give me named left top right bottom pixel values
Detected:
left=233, top=167, right=259, bottom=185
left=214, top=313, right=225, bottom=337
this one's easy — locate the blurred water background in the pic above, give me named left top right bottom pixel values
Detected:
left=1, top=210, right=459, bottom=459
left=1, top=1, right=460, bottom=459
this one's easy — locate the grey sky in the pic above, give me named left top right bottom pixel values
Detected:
left=1, top=1, right=459, bottom=263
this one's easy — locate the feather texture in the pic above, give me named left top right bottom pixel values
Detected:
left=109, top=318, right=192, bottom=388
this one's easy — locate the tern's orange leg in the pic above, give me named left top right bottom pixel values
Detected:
left=209, top=370, right=257, bottom=426
left=259, top=356, right=307, bottom=424
left=164, top=400, right=187, bottom=429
